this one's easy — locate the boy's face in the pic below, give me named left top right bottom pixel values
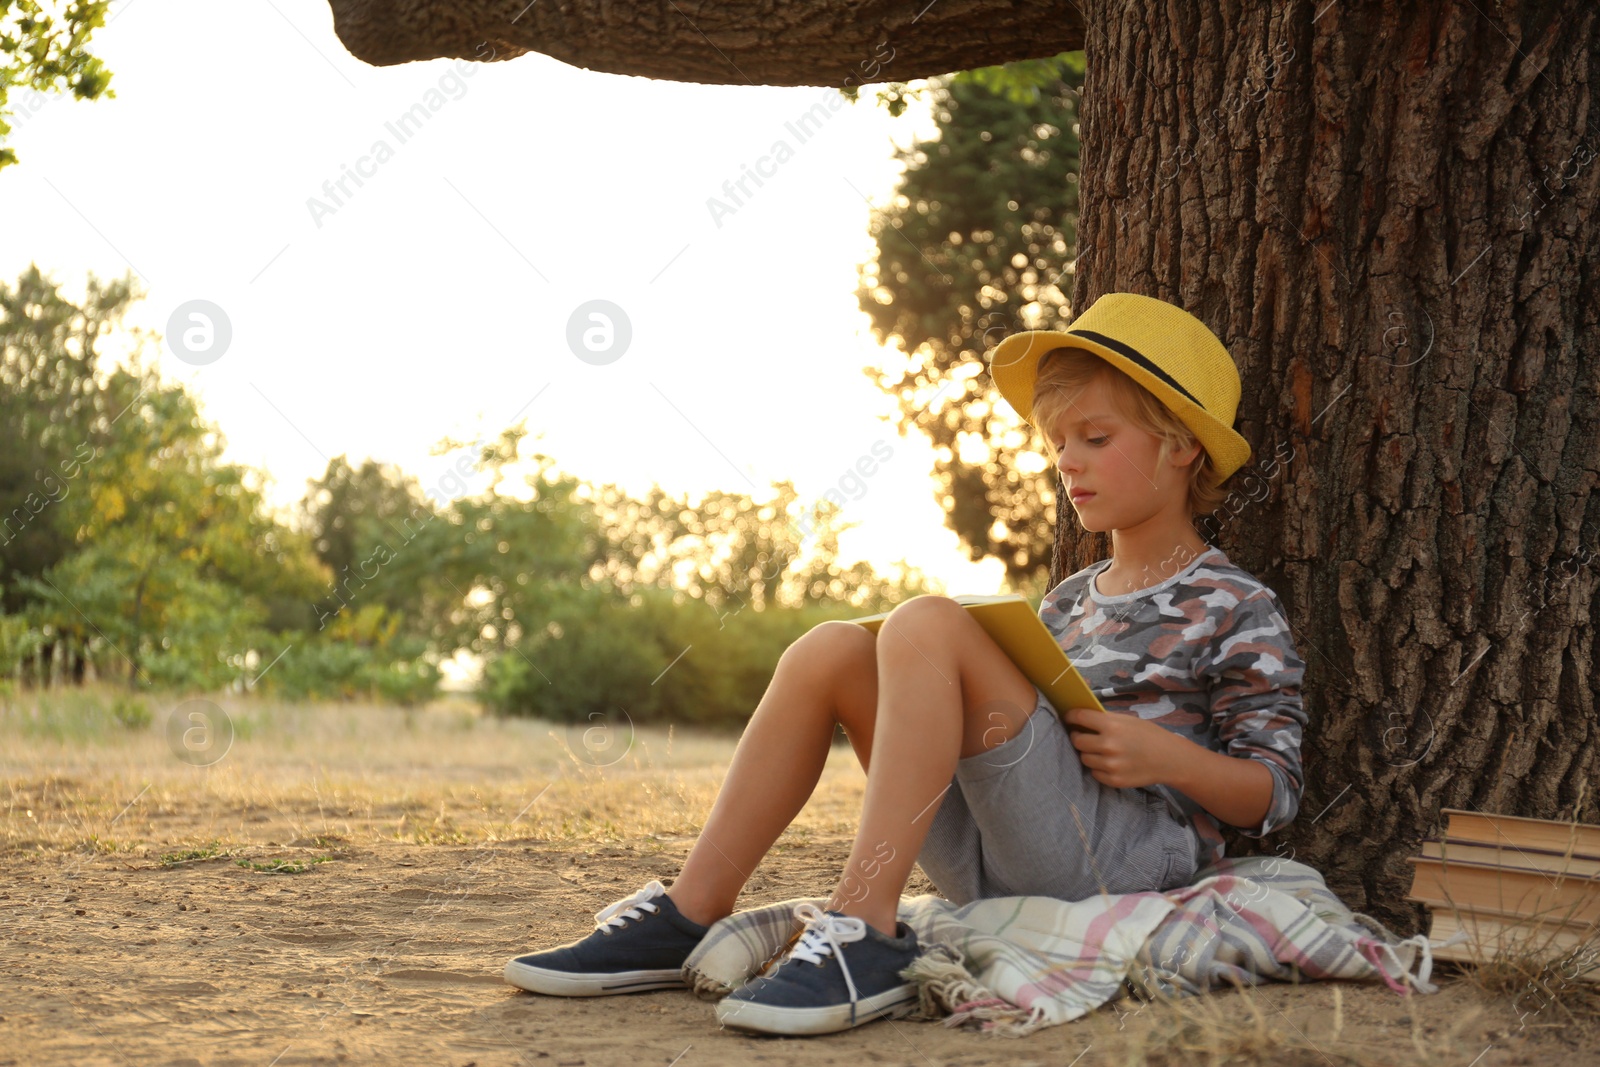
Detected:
left=1046, top=374, right=1200, bottom=533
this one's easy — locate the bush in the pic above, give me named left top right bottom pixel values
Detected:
left=479, top=586, right=865, bottom=730
left=110, top=693, right=152, bottom=729
left=241, top=603, right=439, bottom=706
left=256, top=634, right=438, bottom=707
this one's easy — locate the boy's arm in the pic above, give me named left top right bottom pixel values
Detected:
left=1159, top=745, right=1277, bottom=832
left=1189, top=589, right=1309, bottom=837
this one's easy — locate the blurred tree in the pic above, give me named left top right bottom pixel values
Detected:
left=13, top=345, right=310, bottom=688
left=299, top=454, right=437, bottom=625
left=1, top=266, right=326, bottom=688
left=856, top=54, right=1084, bottom=591
left=590, top=477, right=937, bottom=615
left=0, top=0, right=115, bottom=168
left=399, top=425, right=603, bottom=665
left=0, top=263, right=131, bottom=605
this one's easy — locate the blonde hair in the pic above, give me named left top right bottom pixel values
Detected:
left=1030, top=347, right=1231, bottom=518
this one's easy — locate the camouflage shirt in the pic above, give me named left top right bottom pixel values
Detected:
left=1037, top=544, right=1308, bottom=867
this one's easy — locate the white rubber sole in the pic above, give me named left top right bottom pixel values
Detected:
left=503, top=957, right=686, bottom=996
left=714, top=983, right=919, bottom=1035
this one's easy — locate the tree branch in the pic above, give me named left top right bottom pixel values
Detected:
left=325, top=0, right=1085, bottom=84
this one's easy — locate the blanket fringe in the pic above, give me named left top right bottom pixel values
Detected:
left=948, top=1000, right=1051, bottom=1038
left=1356, top=929, right=1466, bottom=996
left=683, top=923, right=804, bottom=1002
left=1345, top=906, right=1458, bottom=996
left=902, top=946, right=1048, bottom=1036
left=683, top=966, right=732, bottom=1002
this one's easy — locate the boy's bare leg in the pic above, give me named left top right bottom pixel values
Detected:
left=668, top=598, right=1037, bottom=934
left=666, top=620, right=884, bottom=928
left=828, top=596, right=1039, bottom=936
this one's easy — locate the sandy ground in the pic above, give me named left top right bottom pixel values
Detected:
left=3, top=693, right=1597, bottom=1066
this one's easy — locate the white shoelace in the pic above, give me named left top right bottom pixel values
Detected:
left=593, top=880, right=667, bottom=934
left=787, top=903, right=866, bottom=1014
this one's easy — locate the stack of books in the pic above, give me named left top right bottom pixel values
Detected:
left=1404, top=807, right=1600, bottom=980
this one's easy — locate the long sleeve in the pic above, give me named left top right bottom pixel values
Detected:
left=1191, top=588, right=1308, bottom=837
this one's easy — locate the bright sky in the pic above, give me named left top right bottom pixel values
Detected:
left=1, top=0, right=1013, bottom=598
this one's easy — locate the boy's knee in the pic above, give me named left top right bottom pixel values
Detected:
left=881, top=595, right=963, bottom=641
left=786, top=619, right=873, bottom=666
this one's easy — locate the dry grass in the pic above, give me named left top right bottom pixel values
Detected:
left=1114, top=983, right=1365, bottom=1067
left=1422, top=890, right=1600, bottom=1041
left=1090, top=969, right=1511, bottom=1067
left=0, top=682, right=868, bottom=858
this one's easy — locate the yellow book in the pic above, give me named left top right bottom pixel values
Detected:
left=847, top=595, right=1107, bottom=725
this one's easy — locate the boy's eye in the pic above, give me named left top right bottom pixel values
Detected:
left=1088, top=436, right=1107, bottom=445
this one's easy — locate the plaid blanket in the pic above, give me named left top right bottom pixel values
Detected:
left=681, top=856, right=1450, bottom=1036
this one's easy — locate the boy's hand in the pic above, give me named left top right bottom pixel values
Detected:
left=1061, top=707, right=1180, bottom=789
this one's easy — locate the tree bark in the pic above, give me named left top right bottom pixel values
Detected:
left=1066, top=0, right=1600, bottom=934
left=324, top=0, right=1084, bottom=83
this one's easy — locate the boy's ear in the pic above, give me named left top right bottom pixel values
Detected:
left=1174, top=439, right=1205, bottom=468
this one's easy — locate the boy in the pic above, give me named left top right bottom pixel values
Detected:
left=501, top=292, right=1307, bottom=1037
left=1005, top=293, right=1309, bottom=876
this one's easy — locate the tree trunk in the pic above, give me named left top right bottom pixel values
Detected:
left=129, top=573, right=146, bottom=692
left=1065, top=0, right=1600, bottom=934
left=324, top=0, right=1084, bottom=81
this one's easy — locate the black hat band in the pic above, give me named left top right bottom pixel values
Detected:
left=1064, top=328, right=1205, bottom=411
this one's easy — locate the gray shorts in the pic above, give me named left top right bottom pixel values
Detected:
left=915, top=685, right=1203, bottom=906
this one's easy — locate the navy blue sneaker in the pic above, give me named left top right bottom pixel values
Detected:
left=503, top=880, right=711, bottom=996
left=715, top=903, right=923, bottom=1035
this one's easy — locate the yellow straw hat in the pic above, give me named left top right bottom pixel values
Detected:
left=987, top=292, right=1252, bottom=483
